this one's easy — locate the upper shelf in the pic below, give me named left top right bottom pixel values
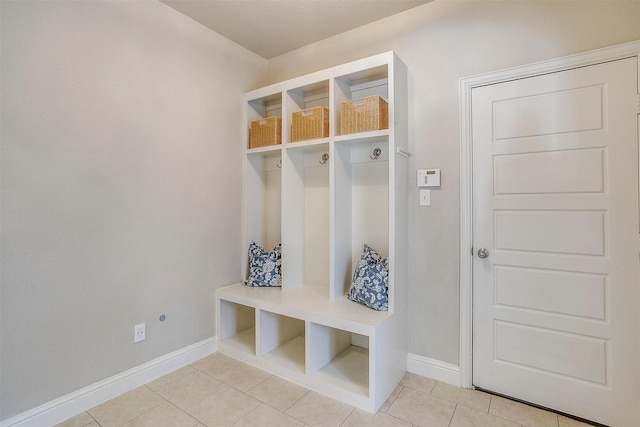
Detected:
left=245, top=51, right=402, bottom=150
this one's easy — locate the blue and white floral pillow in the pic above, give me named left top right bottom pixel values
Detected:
left=244, top=242, right=282, bottom=287
left=347, top=244, right=389, bottom=311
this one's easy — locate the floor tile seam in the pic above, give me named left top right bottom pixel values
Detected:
left=187, top=358, right=243, bottom=379
left=462, top=403, right=533, bottom=427
left=380, top=385, right=404, bottom=413
left=401, top=383, right=437, bottom=395
left=88, top=387, right=166, bottom=427
left=432, top=380, right=495, bottom=413
left=246, top=401, right=314, bottom=427
left=383, top=408, right=414, bottom=426
left=189, top=361, right=240, bottom=378
left=227, top=402, right=262, bottom=427
left=115, top=386, right=177, bottom=427
left=430, top=394, right=491, bottom=414
left=204, top=361, right=272, bottom=389
left=255, top=387, right=311, bottom=414
left=214, top=375, right=272, bottom=395
left=501, top=413, right=559, bottom=427
left=256, top=400, right=305, bottom=423
left=86, top=412, right=104, bottom=427
left=282, top=405, right=319, bottom=426
left=402, top=384, right=459, bottom=408
left=445, top=402, right=457, bottom=427
left=148, top=365, right=200, bottom=391
left=448, top=404, right=498, bottom=427
left=82, top=411, right=102, bottom=427
left=182, top=405, right=210, bottom=427
left=82, top=411, right=101, bottom=427
left=377, top=407, right=418, bottom=426
left=243, top=374, right=275, bottom=393
left=177, top=383, right=235, bottom=417
left=487, top=396, right=561, bottom=427
left=283, top=396, right=355, bottom=426
left=152, top=390, right=203, bottom=427
left=337, top=406, right=357, bottom=426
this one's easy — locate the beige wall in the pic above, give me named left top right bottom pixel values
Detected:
left=0, top=1, right=266, bottom=419
left=267, top=0, right=640, bottom=365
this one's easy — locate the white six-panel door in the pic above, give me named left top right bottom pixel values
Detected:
left=472, top=58, right=639, bottom=426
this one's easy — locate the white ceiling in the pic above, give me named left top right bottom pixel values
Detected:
left=161, top=0, right=431, bottom=59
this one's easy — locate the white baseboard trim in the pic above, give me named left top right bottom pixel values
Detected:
left=1, top=337, right=217, bottom=427
left=407, top=353, right=461, bottom=387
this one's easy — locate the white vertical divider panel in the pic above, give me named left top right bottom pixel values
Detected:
left=254, top=308, right=263, bottom=358
left=392, top=53, right=409, bottom=315
left=304, top=320, right=312, bottom=376
left=373, top=53, right=409, bottom=408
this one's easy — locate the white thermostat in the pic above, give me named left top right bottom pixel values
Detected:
left=417, top=169, right=441, bottom=188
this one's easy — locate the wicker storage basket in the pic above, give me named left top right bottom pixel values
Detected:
left=250, top=117, right=282, bottom=148
left=291, top=107, right=329, bottom=142
left=340, top=95, right=389, bottom=135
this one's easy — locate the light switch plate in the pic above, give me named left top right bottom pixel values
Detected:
left=420, top=189, right=431, bottom=206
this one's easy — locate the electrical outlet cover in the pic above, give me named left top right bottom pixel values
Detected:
left=134, top=323, right=145, bottom=343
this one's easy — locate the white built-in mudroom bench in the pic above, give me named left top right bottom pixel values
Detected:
left=216, top=51, right=409, bottom=413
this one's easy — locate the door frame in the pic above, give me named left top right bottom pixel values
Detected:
left=458, top=40, right=640, bottom=389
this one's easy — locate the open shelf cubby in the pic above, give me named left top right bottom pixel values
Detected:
left=309, top=323, right=370, bottom=397
left=259, top=311, right=305, bottom=374
left=218, top=300, right=256, bottom=356
left=247, top=92, right=282, bottom=149
left=334, top=64, right=388, bottom=137
left=217, top=51, right=408, bottom=413
left=286, top=80, right=330, bottom=144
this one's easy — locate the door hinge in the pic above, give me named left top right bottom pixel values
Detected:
left=636, top=94, right=640, bottom=114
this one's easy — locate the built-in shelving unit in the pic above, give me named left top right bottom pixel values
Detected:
left=216, top=51, right=408, bottom=412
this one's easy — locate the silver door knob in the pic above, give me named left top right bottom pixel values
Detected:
left=477, top=248, right=489, bottom=259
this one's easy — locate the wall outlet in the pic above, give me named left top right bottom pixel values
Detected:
left=134, top=323, right=145, bottom=343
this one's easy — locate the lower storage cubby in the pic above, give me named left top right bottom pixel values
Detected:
left=259, top=311, right=305, bottom=374
left=308, top=323, right=369, bottom=397
left=218, top=300, right=256, bottom=356
left=215, top=284, right=404, bottom=412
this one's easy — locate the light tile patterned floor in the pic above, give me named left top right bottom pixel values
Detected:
left=55, top=353, right=594, bottom=427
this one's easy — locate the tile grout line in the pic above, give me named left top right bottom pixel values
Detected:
left=146, top=384, right=205, bottom=427
left=381, top=384, right=403, bottom=413
left=282, top=387, right=311, bottom=414
left=228, top=402, right=261, bottom=427
left=447, top=403, right=458, bottom=427
left=119, top=385, right=177, bottom=427
left=338, top=406, right=357, bottom=427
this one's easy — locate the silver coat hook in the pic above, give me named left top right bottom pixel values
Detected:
left=276, top=159, right=282, bottom=168
left=319, top=153, right=329, bottom=164
left=370, top=148, right=382, bottom=160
